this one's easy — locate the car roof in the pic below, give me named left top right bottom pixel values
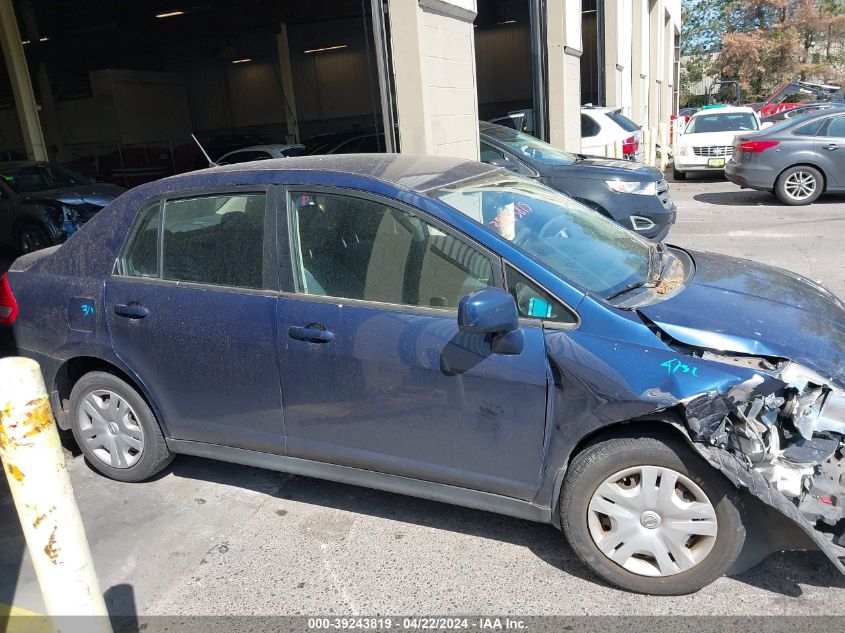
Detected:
left=690, top=106, right=756, bottom=117
left=159, top=153, right=498, bottom=194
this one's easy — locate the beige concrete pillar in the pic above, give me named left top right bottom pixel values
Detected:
left=546, top=0, right=582, bottom=153
left=603, top=0, right=621, bottom=108
left=647, top=0, right=662, bottom=130
left=631, top=0, right=649, bottom=126
left=388, top=0, right=479, bottom=160
left=0, top=0, right=47, bottom=160
left=276, top=24, right=300, bottom=144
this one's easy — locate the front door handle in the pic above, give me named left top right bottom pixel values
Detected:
left=825, top=143, right=839, bottom=151
left=288, top=324, right=334, bottom=344
left=114, top=303, right=149, bottom=319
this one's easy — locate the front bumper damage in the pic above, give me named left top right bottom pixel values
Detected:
left=678, top=357, right=845, bottom=573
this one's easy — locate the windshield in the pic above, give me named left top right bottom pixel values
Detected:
left=481, top=125, right=576, bottom=166
left=686, top=112, right=758, bottom=134
left=429, top=174, right=651, bottom=298
left=1, top=163, right=92, bottom=193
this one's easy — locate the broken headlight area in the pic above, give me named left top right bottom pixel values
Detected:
left=683, top=357, right=845, bottom=561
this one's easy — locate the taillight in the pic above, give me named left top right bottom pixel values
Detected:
left=736, top=140, right=780, bottom=153
left=0, top=273, right=18, bottom=325
left=622, top=135, right=639, bottom=155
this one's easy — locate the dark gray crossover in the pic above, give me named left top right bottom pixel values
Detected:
left=726, top=106, right=845, bottom=205
left=479, top=122, right=675, bottom=241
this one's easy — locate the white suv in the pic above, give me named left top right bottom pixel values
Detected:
left=580, top=107, right=643, bottom=162
left=673, top=106, right=761, bottom=179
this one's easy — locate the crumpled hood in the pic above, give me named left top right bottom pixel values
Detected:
left=24, top=183, right=125, bottom=207
left=562, top=156, right=663, bottom=182
left=638, top=250, right=845, bottom=385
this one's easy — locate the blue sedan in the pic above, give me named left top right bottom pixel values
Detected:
left=3, top=154, right=845, bottom=594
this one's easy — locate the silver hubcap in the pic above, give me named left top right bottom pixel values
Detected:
left=587, top=465, right=718, bottom=577
left=78, top=390, right=144, bottom=468
left=784, top=171, right=817, bottom=200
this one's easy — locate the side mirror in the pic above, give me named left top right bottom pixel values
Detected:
left=485, top=157, right=519, bottom=173
left=458, top=288, right=523, bottom=354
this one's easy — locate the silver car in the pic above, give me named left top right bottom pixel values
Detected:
left=726, top=106, right=845, bottom=205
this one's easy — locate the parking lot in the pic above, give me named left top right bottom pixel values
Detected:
left=2, top=175, right=845, bottom=618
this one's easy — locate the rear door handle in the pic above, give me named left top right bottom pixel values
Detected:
left=114, top=303, right=149, bottom=319
left=288, top=324, right=334, bottom=344
left=825, top=144, right=839, bottom=151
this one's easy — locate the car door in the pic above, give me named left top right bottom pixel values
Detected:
left=276, top=187, right=550, bottom=500
left=815, top=115, right=845, bottom=188
left=106, top=187, right=285, bottom=453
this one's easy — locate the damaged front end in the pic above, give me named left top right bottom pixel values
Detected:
left=681, top=353, right=845, bottom=572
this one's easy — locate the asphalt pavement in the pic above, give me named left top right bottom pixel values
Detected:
left=2, top=176, right=845, bottom=619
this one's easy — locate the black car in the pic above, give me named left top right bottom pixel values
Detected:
left=0, top=161, right=124, bottom=254
left=479, top=122, right=676, bottom=241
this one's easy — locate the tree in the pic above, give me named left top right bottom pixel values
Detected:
left=680, top=0, right=845, bottom=104
left=718, top=0, right=845, bottom=100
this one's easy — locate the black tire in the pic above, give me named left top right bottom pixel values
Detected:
left=672, top=166, right=686, bottom=180
left=69, top=371, right=173, bottom=482
left=775, top=165, right=823, bottom=205
left=15, top=223, right=51, bottom=255
left=560, top=433, right=746, bottom=595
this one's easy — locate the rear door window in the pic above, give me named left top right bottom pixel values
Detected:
left=820, top=117, right=845, bottom=137
left=161, top=193, right=268, bottom=289
left=119, top=201, right=161, bottom=278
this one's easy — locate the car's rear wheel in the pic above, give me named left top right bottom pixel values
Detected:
left=15, top=223, right=51, bottom=254
left=775, top=166, right=823, bottom=205
left=69, top=371, right=172, bottom=482
left=560, top=433, right=745, bottom=595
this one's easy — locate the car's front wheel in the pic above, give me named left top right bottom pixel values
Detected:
left=560, top=433, right=745, bottom=595
left=69, top=371, right=173, bottom=482
left=15, top=223, right=51, bottom=254
left=775, top=165, right=823, bottom=205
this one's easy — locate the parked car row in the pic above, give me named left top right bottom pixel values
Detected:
left=671, top=102, right=845, bottom=206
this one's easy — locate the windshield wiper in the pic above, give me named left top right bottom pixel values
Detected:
left=604, top=242, right=661, bottom=301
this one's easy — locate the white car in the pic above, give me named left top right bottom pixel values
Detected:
left=580, top=106, right=643, bottom=162
left=215, top=144, right=305, bottom=166
left=673, top=107, right=761, bottom=179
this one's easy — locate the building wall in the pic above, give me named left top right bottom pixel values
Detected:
left=389, top=0, right=480, bottom=160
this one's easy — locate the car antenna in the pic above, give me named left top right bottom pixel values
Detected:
left=191, top=133, right=218, bottom=167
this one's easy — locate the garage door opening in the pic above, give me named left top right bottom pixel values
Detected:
left=0, top=0, right=391, bottom=186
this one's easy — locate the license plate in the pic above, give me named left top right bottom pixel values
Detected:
left=707, top=158, right=726, bottom=168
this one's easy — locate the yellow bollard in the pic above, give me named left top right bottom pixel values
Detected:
left=0, top=357, right=111, bottom=633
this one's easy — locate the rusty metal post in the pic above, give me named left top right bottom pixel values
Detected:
left=0, top=357, right=111, bottom=632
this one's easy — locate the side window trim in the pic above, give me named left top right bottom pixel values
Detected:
left=113, top=184, right=278, bottom=293
left=280, top=185, right=505, bottom=312
left=504, top=263, right=580, bottom=330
